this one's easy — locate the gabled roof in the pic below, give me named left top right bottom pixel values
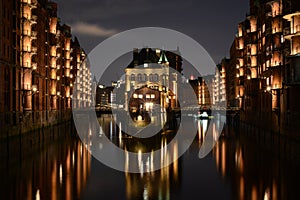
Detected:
left=158, top=50, right=168, bottom=64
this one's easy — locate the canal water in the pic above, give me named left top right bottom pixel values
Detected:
left=1, top=114, right=299, bottom=200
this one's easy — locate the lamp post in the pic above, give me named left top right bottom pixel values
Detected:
left=20, top=84, right=39, bottom=128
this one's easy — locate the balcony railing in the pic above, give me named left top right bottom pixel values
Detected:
left=22, top=46, right=31, bottom=52
left=31, top=31, right=37, bottom=39
left=294, top=46, right=300, bottom=55
left=272, top=27, right=281, bottom=34
left=22, top=61, right=31, bottom=68
left=23, top=29, right=31, bottom=36
left=272, top=11, right=281, bottom=17
left=22, top=0, right=37, bottom=7
left=285, top=25, right=300, bottom=36
left=22, top=13, right=30, bottom=19
left=22, top=83, right=31, bottom=91
left=31, top=15, right=37, bottom=22
left=292, top=25, right=300, bottom=34
left=266, top=12, right=272, bottom=17
left=283, top=27, right=290, bottom=35
left=31, top=47, right=37, bottom=53
left=32, top=62, right=37, bottom=70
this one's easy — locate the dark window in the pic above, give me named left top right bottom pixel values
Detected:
left=130, top=74, right=135, bottom=81
left=154, top=74, right=159, bottom=82
left=149, top=74, right=153, bottom=82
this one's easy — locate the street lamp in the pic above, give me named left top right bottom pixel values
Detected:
left=32, top=84, right=38, bottom=93
left=20, top=84, right=39, bottom=125
left=22, top=84, right=39, bottom=108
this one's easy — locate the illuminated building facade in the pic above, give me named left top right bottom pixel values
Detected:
left=0, top=0, right=89, bottom=136
left=282, top=1, right=300, bottom=134
left=124, top=48, right=182, bottom=113
left=224, top=0, right=300, bottom=134
left=213, top=60, right=227, bottom=107
left=95, top=84, right=114, bottom=109
left=189, top=75, right=214, bottom=109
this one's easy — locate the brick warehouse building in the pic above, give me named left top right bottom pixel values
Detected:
left=0, top=0, right=91, bottom=138
left=225, top=0, right=300, bottom=135
left=124, top=48, right=183, bottom=113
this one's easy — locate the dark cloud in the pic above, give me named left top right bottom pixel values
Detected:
left=55, top=0, right=249, bottom=63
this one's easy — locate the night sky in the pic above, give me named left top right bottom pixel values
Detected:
left=55, top=0, right=249, bottom=63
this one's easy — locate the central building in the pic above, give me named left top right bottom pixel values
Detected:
left=124, top=48, right=182, bottom=116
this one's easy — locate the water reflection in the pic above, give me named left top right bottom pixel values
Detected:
left=1, top=115, right=300, bottom=199
left=124, top=157, right=180, bottom=200
left=80, top=114, right=221, bottom=199
left=213, top=125, right=300, bottom=200
left=0, top=136, right=91, bottom=200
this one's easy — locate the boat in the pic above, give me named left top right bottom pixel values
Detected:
left=194, top=111, right=209, bottom=120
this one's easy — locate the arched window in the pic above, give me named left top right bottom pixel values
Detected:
left=130, top=74, right=135, bottom=81
left=141, top=74, right=147, bottom=82
left=162, top=74, right=167, bottom=85
left=149, top=74, right=153, bottom=82
left=137, top=74, right=142, bottom=82
left=154, top=74, right=159, bottom=82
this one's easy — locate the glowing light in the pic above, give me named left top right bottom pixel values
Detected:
left=264, top=189, right=270, bottom=200
left=59, top=164, right=63, bottom=184
left=119, top=122, right=122, bottom=146
left=35, top=189, right=40, bottom=200
left=32, top=85, right=38, bottom=92
left=125, top=148, right=129, bottom=173
left=143, top=187, right=148, bottom=200
left=138, top=149, right=143, bottom=176
left=202, top=119, right=208, bottom=135
left=137, top=115, right=143, bottom=121
left=72, top=151, right=75, bottom=166
left=145, top=102, right=153, bottom=111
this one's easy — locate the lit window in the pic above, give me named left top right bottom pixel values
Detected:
left=139, top=94, right=143, bottom=99
left=146, top=94, right=150, bottom=99
left=133, top=93, right=138, bottom=98
left=151, top=94, right=155, bottom=99
left=281, top=35, right=284, bottom=43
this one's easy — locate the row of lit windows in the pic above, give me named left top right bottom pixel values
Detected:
left=133, top=93, right=155, bottom=99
